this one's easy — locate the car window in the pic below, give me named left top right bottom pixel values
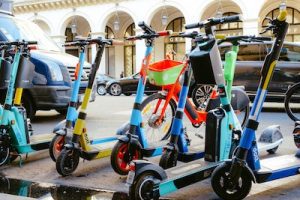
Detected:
left=237, top=44, right=266, bottom=61
left=257, top=43, right=300, bottom=62
left=0, top=16, right=61, bottom=52
left=279, top=44, right=300, bottom=62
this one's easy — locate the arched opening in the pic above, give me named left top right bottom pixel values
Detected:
left=165, top=17, right=186, bottom=61
left=149, top=6, right=185, bottom=62
left=104, top=11, right=133, bottom=78
left=124, top=23, right=136, bottom=77
left=105, top=26, right=115, bottom=77
left=62, top=15, right=92, bottom=62
left=200, top=0, right=243, bottom=36
left=261, top=7, right=300, bottom=42
left=32, top=19, right=51, bottom=36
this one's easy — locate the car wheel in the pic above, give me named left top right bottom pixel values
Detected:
left=97, top=84, right=107, bottom=95
left=192, top=84, right=214, bottom=109
left=109, top=83, right=122, bottom=96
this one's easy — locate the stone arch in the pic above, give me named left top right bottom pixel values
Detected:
left=96, top=5, right=138, bottom=34
left=29, top=15, right=53, bottom=35
left=199, top=0, right=244, bottom=20
left=58, top=11, right=94, bottom=36
left=144, top=1, right=190, bottom=25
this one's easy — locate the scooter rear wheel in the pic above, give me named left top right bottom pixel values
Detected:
left=49, top=135, right=66, bottom=162
left=129, top=172, right=161, bottom=200
left=111, top=141, right=142, bottom=175
left=56, top=149, right=80, bottom=176
left=159, top=149, right=177, bottom=169
left=211, top=162, right=252, bottom=200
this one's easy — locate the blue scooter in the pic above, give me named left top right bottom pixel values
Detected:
left=110, top=22, right=171, bottom=175
left=210, top=3, right=292, bottom=200
left=49, top=40, right=90, bottom=162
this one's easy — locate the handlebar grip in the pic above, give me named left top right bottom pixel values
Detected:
left=185, top=22, right=203, bottom=29
left=26, top=41, right=38, bottom=45
left=216, top=34, right=226, bottom=40
left=112, top=40, right=124, bottom=45
left=221, top=14, right=243, bottom=24
left=158, top=30, right=172, bottom=36
left=255, top=36, right=272, bottom=41
left=138, top=21, right=155, bottom=34
left=125, top=36, right=138, bottom=41
left=277, top=3, right=287, bottom=21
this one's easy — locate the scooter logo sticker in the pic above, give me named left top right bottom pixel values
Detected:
left=252, top=146, right=259, bottom=162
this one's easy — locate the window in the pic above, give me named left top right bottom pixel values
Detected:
left=215, top=12, right=243, bottom=36
left=124, top=23, right=136, bottom=76
left=165, top=17, right=186, bottom=61
left=262, top=7, right=300, bottom=42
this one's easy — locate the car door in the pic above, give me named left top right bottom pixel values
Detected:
left=270, top=44, right=300, bottom=96
left=232, top=43, right=264, bottom=97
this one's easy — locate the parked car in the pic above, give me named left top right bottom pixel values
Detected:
left=106, top=73, right=162, bottom=96
left=191, top=41, right=300, bottom=107
left=0, top=12, right=95, bottom=119
left=96, top=74, right=116, bottom=95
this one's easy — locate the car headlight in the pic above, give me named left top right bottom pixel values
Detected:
left=47, top=62, right=64, bottom=82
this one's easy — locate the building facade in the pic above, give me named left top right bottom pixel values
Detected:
left=13, top=0, right=300, bottom=78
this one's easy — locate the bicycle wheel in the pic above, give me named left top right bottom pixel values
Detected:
left=141, top=93, right=177, bottom=142
left=285, top=83, right=300, bottom=121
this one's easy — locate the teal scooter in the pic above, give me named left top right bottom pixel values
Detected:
left=0, top=40, right=60, bottom=166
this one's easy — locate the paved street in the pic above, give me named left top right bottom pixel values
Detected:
left=0, top=95, right=299, bottom=200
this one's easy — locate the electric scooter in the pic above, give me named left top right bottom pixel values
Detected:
left=126, top=15, right=283, bottom=200
left=55, top=37, right=124, bottom=176
left=210, top=4, right=293, bottom=200
left=110, top=22, right=177, bottom=175
left=0, top=40, right=58, bottom=166
left=49, top=40, right=93, bottom=162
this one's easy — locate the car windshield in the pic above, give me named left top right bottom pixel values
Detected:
left=0, top=16, right=61, bottom=52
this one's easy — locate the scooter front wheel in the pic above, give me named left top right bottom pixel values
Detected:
left=129, top=172, right=161, bottom=200
left=159, top=149, right=177, bottom=169
left=49, top=135, right=65, bottom=162
left=56, top=148, right=80, bottom=176
left=111, top=141, right=142, bottom=175
left=0, top=145, right=10, bottom=166
left=211, top=162, right=252, bottom=200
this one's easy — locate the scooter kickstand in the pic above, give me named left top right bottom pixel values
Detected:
left=17, top=154, right=23, bottom=167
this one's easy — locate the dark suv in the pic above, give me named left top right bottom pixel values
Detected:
left=192, top=42, right=300, bottom=106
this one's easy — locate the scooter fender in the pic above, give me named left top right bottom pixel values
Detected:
left=118, top=134, right=143, bottom=150
left=52, top=119, right=67, bottom=134
left=230, top=87, right=250, bottom=111
left=224, top=159, right=257, bottom=183
left=133, top=160, right=168, bottom=182
left=259, top=125, right=283, bottom=143
left=116, top=121, right=130, bottom=135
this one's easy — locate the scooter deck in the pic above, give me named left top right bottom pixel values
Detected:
left=15, top=134, right=53, bottom=153
left=257, top=139, right=283, bottom=153
left=256, top=154, right=300, bottom=183
left=81, top=141, right=117, bottom=160
left=178, top=144, right=205, bottom=162
left=159, top=159, right=221, bottom=196
left=29, top=133, right=53, bottom=144
left=143, top=141, right=168, bottom=157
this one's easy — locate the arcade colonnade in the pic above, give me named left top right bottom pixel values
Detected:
left=13, top=0, right=300, bottom=78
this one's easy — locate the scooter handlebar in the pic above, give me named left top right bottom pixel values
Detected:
left=158, top=30, right=172, bottom=36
